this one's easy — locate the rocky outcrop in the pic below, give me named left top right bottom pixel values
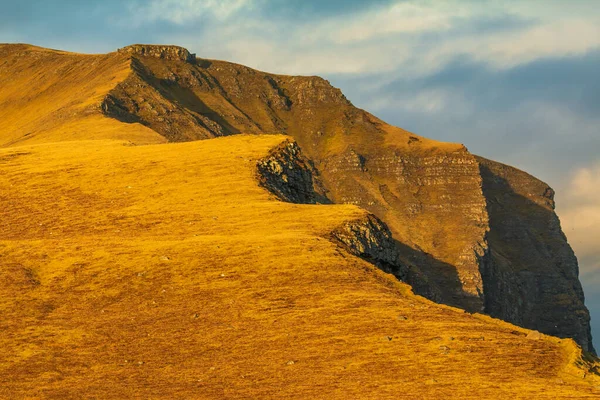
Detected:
left=101, top=58, right=235, bottom=141
left=331, top=214, right=407, bottom=279
left=117, top=44, right=196, bottom=63
left=256, top=140, right=328, bottom=204
left=478, top=157, right=594, bottom=353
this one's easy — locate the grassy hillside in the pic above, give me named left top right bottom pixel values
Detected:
left=0, top=44, right=164, bottom=147
left=0, top=134, right=598, bottom=398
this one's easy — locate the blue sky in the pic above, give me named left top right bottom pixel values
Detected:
left=2, top=0, right=600, bottom=346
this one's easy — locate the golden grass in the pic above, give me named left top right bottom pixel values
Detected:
left=1, top=134, right=598, bottom=399
left=0, top=45, right=164, bottom=147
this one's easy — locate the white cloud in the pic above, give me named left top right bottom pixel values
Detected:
left=365, top=87, right=473, bottom=117
left=318, top=2, right=456, bottom=44
left=129, top=0, right=253, bottom=25
left=569, top=165, right=600, bottom=204
left=559, top=163, right=600, bottom=271
left=211, top=38, right=410, bottom=75
left=452, top=19, right=600, bottom=69
left=164, top=1, right=600, bottom=77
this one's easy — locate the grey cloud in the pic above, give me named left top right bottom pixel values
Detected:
left=581, top=266, right=600, bottom=350
left=261, top=0, right=399, bottom=20
left=328, top=51, right=600, bottom=185
left=379, top=51, right=600, bottom=117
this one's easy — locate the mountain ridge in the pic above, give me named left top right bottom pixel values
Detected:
left=1, top=42, right=598, bottom=398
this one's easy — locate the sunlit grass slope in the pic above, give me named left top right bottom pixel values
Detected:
left=0, top=44, right=164, bottom=147
left=0, top=134, right=598, bottom=399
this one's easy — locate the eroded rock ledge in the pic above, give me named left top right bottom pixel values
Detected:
left=331, top=214, right=408, bottom=279
left=117, top=44, right=196, bottom=63
left=256, top=140, right=328, bottom=204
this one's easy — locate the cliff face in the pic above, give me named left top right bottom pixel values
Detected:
left=321, top=142, right=489, bottom=312
left=331, top=214, right=408, bottom=280
left=478, top=157, right=594, bottom=352
left=255, top=142, right=408, bottom=280
left=0, top=44, right=593, bottom=352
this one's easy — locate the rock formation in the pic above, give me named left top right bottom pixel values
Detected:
left=478, top=157, right=594, bottom=352
left=117, top=44, right=196, bottom=63
left=331, top=214, right=407, bottom=280
left=256, top=140, right=328, bottom=204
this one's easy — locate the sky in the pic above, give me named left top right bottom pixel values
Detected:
left=2, top=0, right=599, bottom=347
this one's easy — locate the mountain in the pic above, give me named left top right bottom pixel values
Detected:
left=0, top=43, right=597, bottom=398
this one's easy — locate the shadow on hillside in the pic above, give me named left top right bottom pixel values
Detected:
left=155, top=80, right=241, bottom=136
left=195, top=59, right=213, bottom=69
left=392, top=239, right=483, bottom=313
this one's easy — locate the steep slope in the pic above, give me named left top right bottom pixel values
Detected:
left=0, top=43, right=593, bottom=353
left=0, top=135, right=599, bottom=399
left=0, top=44, right=164, bottom=146
left=478, top=157, right=594, bottom=352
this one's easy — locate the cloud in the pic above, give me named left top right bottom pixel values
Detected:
left=449, top=19, right=600, bottom=69
left=363, top=87, right=472, bottom=117
left=569, top=164, right=600, bottom=204
left=161, top=0, right=600, bottom=77
left=128, top=0, right=254, bottom=25
left=317, top=2, right=456, bottom=44
left=5, top=1, right=599, bottom=78
left=560, top=163, right=600, bottom=266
